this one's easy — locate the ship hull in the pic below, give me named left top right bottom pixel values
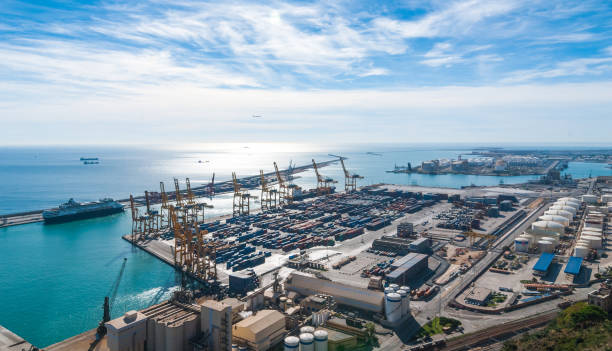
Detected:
left=43, top=207, right=124, bottom=224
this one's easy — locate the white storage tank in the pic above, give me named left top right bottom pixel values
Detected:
left=300, top=326, right=315, bottom=334
left=581, top=235, right=602, bottom=249
left=549, top=205, right=577, bottom=216
left=515, top=238, right=529, bottom=252
left=313, top=330, right=328, bottom=351
left=559, top=197, right=579, bottom=202
left=538, top=240, right=554, bottom=253
left=538, top=215, right=570, bottom=227
left=555, top=200, right=580, bottom=209
left=541, top=236, right=559, bottom=245
left=384, top=287, right=394, bottom=294
left=397, top=289, right=408, bottom=317
left=532, top=221, right=564, bottom=235
left=389, top=284, right=399, bottom=291
left=300, top=333, right=314, bottom=351
left=574, top=245, right=590, bottom=258
left=284, top=336, right=300, bottom=351
left=232, top=345, right=239, bottom=351
left=238, top=346, right=248, bottom=351
left=602, top=194, right=612, bottom=203
left=385, top=292, right=402, bottom=323
left=582, top=194, right=597, bottom=204
left=544, top=209, right=573, bottom=219
left=582, top=230, right=602, bottom=237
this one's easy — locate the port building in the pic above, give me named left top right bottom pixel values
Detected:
left=285, top=272, right=384, bottom=313
left=232, top=310, right=286, bottom=350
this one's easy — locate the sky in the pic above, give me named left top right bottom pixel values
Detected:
left=1, top=0, right=611, bottom=146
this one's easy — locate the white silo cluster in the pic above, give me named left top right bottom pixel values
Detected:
left=582, top=194, right=598, bottom=204
left=286, top=328, right=329, bottom=351
left=517, top=197, right=579, bottom=253
left=384, top=284, right=410, bottom=323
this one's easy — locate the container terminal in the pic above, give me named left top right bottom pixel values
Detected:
left=6, top=159, right=612, bottom=351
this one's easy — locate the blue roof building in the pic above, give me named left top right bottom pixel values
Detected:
left=564, top=256, right=583, bottom=276
left=533, top=253, right=555, bottom=276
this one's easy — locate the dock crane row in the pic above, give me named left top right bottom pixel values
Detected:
left=274, top=161, right=295, bottom=205
left=232, top=172, right=256, bottom=217
left=260, top=169, right=278, bottom=211
left=170, top=206, right=217, bottom=281
left=312, top=158, right=337, bottom=195
left=340, top=158, right=363, bottom=192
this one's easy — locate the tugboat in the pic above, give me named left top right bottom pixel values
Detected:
left=42, top=198, right=124, bottom=224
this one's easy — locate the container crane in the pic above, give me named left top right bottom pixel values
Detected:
left=274, top=162, right=289, bottom=205
left=129, top=195, right=148, bottom=242
left=232, top=172, right=254, bottom=216
left=144, top=190, right=160, bottom=235
left=260, top=169, right=277, bottom=211
left=312, top=158, right=337, bottom=195
left=340, top=158, right=363, bottom=192
left=159, top=182, right=170, bottom=229
left=185, top=177, right=212, bottom=224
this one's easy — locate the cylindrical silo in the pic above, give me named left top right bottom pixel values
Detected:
left=555, top=200, right=579, bottom=209
left=284, top=336, right=299, bottom=351
left=385, top=292, right=402, bottom=323
left=314, top=330, right=328, bottom=351
left=549, top=205, right=577, bottom=216
left=582, top=194, right=597, bottom=204
left=544, top=209, right=573, bottom=219
left=581, top=235, right=602, bottom=249
left=515, top=238, right=529, bottom=252
left=538, top=240, right=554, bottom=253
left=232, top=344, right=239, bottom=351
left=300, top=326, right=315, bottom=335
left=389, top=284, right=399, bottom=291
left=397, top=289, right=408, bottom=317
left=538, top=215, right=570, bottom=227
left=574, top=245, right=590, bottom=258
left=532, top=221, right=564, bottom=235
left=559, top=197, right=579, bottom=202
left=300, top=333, right=314, bottom=351
left=238, top=346, right=248, bottom=351
left=384, top=287, right=394, bottom=294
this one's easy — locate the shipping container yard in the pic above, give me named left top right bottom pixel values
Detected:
left=16, top=163, right=611, bottom=351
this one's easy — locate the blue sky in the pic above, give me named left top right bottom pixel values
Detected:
left=1, top=0, right=611, bottom=145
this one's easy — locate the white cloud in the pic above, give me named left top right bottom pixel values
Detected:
left=503, top=57, right=612, bottom=83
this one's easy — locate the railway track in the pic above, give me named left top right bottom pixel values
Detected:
left=440, top=310, right=557, bottom=350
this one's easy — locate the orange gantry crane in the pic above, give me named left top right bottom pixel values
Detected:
left=312, top=159, right=337, bottom=195
left=159, top=181, right=171, bottom=229
left=232, top=172, right=254, bottom=216
left=340, top=158, right=363, bottom=192
left=260, top=169, right=278, bottom=211
left=185, top=177, right=212, bottom=224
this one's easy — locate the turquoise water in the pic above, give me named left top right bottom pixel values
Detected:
left=0, top=145, right=610, bottom=347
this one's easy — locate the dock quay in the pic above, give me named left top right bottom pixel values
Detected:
left=0, top=159, right=339, bottom=228
left=0, top=324, right=34, bottom=351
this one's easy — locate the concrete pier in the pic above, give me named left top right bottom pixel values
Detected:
left=0, top=325, right=34, bottom=351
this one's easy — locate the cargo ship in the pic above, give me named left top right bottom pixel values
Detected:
left=42, top=198, right=124, bottom=224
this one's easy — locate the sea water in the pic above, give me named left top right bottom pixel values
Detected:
left=0, top=144, right=609, bottom=346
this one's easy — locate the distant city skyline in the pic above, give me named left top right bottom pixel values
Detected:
left=1, top=0, right=611, bottom=145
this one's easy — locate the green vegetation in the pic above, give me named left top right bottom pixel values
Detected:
left=486, top=292, right=508, bottom=307
left=416, top=317, right=461, bottom=338
left=503, top=302, right=612, bottom=351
